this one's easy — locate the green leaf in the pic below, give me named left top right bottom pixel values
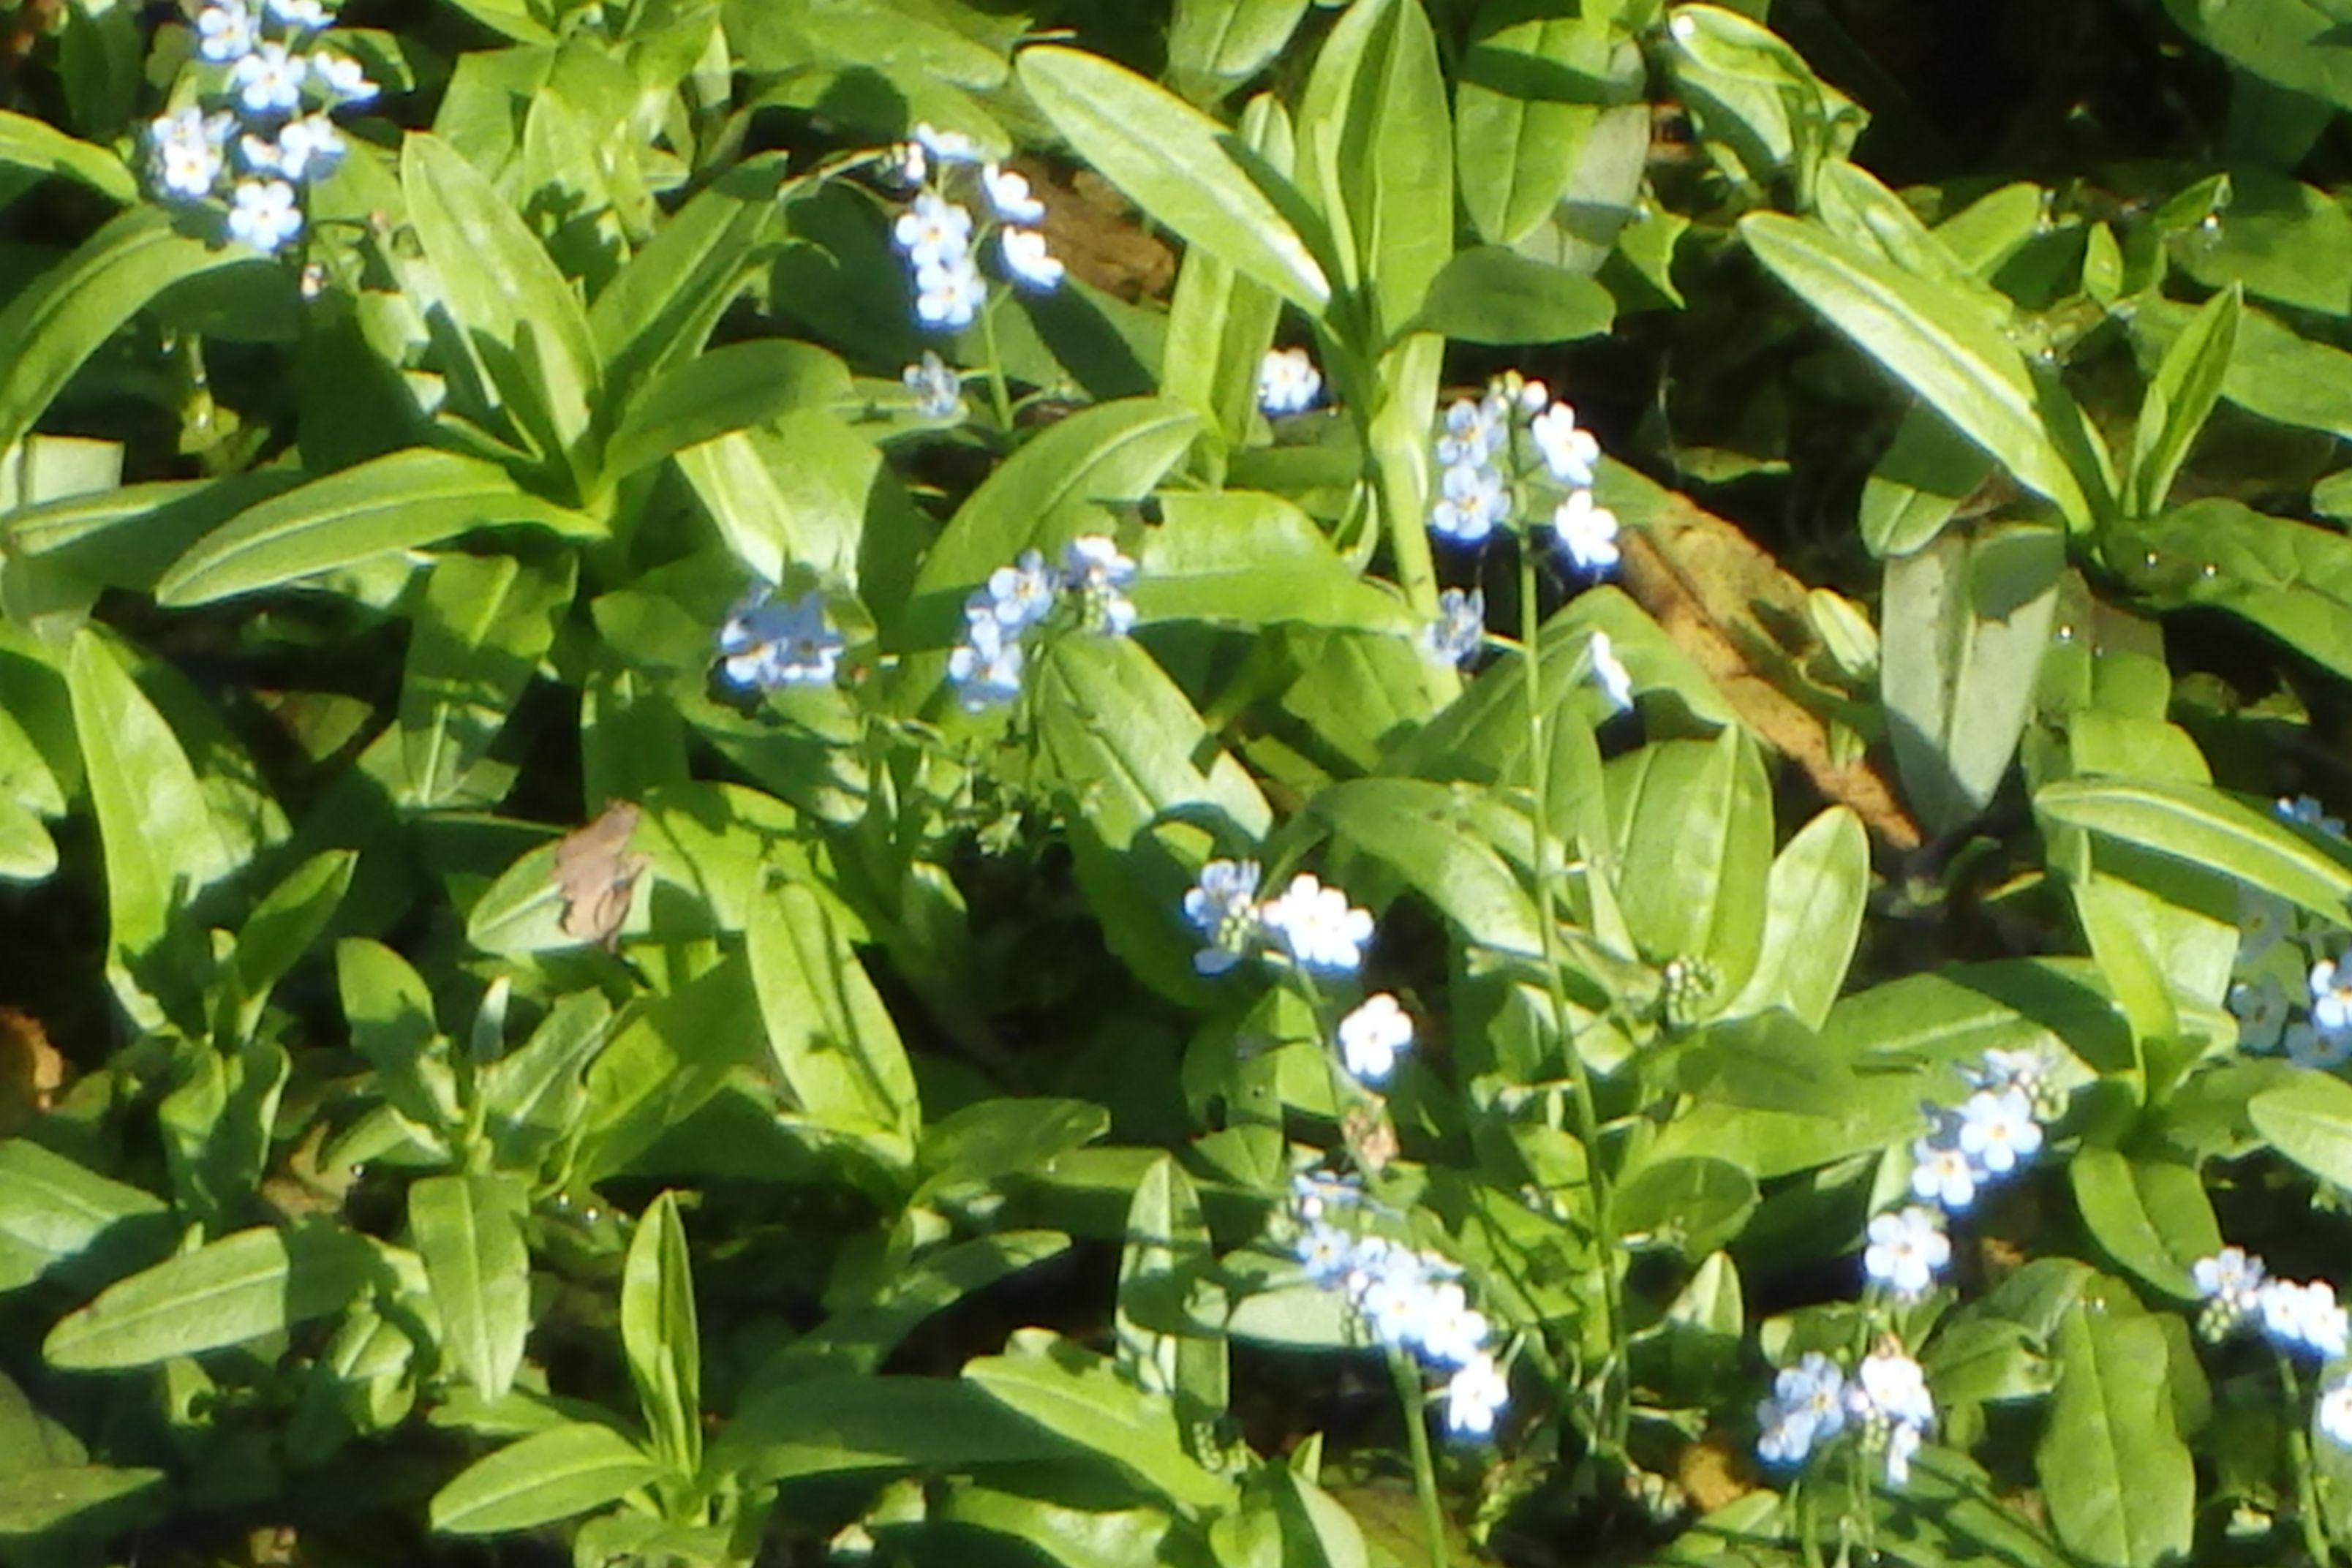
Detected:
left=715, top=1375, right=1079, bottom=1485
left=1307, top=777, right=1544, bottom=957
left=1741, top=212, right=2090, bottom=529
left=758, top=1232, right=1071, bottom=1382
left=621, top=1191, right=701, bottom=1476
left=64, top=629, right=249, bottom=968
left=478, top=990, right=611, bottom=1173
left=1294, top=0, right=1453, bottom=333
left=0, top=1466, right=163, bottom=1539
left=2127, top=284, right=2239, bottom=519
left=409, top=1175, right=532, bottom=1403
left=2034, top=776, right=2352, bottom=929
left=226, top=849, right=356, bottom=1044
left=0, top=1142, right=167, bottom=1296
left=337, top=936, right=461, bottom=1135
left=0, top=208, right=266, bottom=458
left=1159, top=96, right=1290, bottom=458
left=576, top=954, right=766, bottom=1183
left=747, top=882, right=921, bottom=1162
left=1406, top=246, right=1614, bottom=344
left=1858, top=406, right=1996, bottom=558
left=589, top=156, right=785, bottom=420
left=2036, top=1302, right=2193, bottom=1568
left=965, top=1330, right=1235, bottom=1509
left=397, top=551, right=575, bottom=808
left=1606, top=728, right=1773, bottom=1004
left=908, top=398, right=1196, bottom=645
left=429, top=1422, right=666, bottom=1536
left=2066, top=1148, right=2214, bottom=1300
left=1721, top=804, right=1867, bottom=1029
left=1131, top=491, right=1412, bottom=633
left=2109, top=497, right=2352, bottom=682
left=44, top=1225, right=377, bottom=1371
left=155, top=448, right=598, bottom=608
left=1454, top=0, right=1616, bottom=246
left=604, top=340, right=852, bottom=480
left=402, top=133, right=600, bottom=479
left=1882, top=522, right=2062, bottom=833
left=0, top=110, right=137, bottom=203
left=2249, top=1071, right=2352, bottom=1193
left=1017, top=47, right=1331, bottom=314
left=1115, top=1156, right=1225, bottom=1421
left=1167, top=0, right=1311, bottom=97
left=2160, top=0, right=2352, bottom=119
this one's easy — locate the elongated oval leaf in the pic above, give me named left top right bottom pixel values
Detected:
left=0, top=1143, right=167, bottom=1295
left=1741, top=212, right=2089, bottom=529
left=2035, top=1304, right=2193, bottom=1568
left=0, top=1465, right=164, bottom=1537
left=155, top=448, right=598, bottom=607
left=409, top=1175, right=531, bottom=1402
left=964, top=1330, right=1234, bottom=1509
left=44, top=1225, right=374, bottom=1370
left=2250, top=1071, right=2352, bottom=1192
left=429, top=1422, right=665, bottom=1536
left=2035, top=776, right=2352, bottom=927
left=0, top=208, right=268, bottom=456
left=620, top=1192, right=701, bottom=1476
left=1018, top=48, right=1330, bottom=314
left=0, top=111, right=137, bottom=203
left=1722, top=804, right=1866, bottom=1029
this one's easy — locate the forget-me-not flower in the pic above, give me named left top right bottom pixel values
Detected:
left=903, top=350, right=965, bottom=421
left=1257, top=347, right=1322, bottom=415
left=231, top=40, right=306, bottom=113
left=1444, top=1354, right=1509, bottom=1438
left=1060, top=536, right=1136, bottom=635
left=1338, top=994, right=1413, bottom=1083
left=226, top=177, right=302, bottom=251
left=1588, top=629, right=1633, bottom=713
left=1553, top=489, right=1621, bottom=573
left=914, top=255, right=985, bottom=329
left=1183, top=859, right=1264, bottom=975
left=1955, top=1087, right=2042, bottom=1175
left=196, top=1, right=257, bottom=60
left=1425, top=588, right=1485, bottom=667
left=947, top=613, right=1025, bottom=712
left=981, top=163, right=1044, bottom=223
left=998, top=227, right=1065, bottom=292
left=1529, top=402, right=1601, bottom=486
left=718, top=587, right=844, bottom=690
left=1863, top=1206, right=1950, bottom=1299
left=1262, top=873, right=1375, bottom=973
left=1755, top=1352, right=1847, bottom=1466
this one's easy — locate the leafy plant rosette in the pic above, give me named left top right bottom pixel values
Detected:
left=9, top=0, right=2352, bottom=1565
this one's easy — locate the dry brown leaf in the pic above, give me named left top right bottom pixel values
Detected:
left=1621, top=491, right=1922, bottom=850
left=553, top=801, right=649, bottom=949
left=1677, top=1433, right=1754, bottom=1514
left=1343, top=1106, right=1398, bottom=1172
left=0, top=1007, right=64, bottom=1135
left=1014, top=159, right=1179, bottom=302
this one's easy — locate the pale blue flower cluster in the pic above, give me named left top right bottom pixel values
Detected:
left=1426, top=373, right=1618, bottom=575
left=2191, top=1246, right=2352, bottom=1448
left=1906, top=1047, right=2055, bottom=1220
left=947, top=537, right=1136, bottom=712
left=2192, top=1245, right=2349, bottom=1360
left=1755, top=1346, right=1935, bottom=1485
left=717, top=586, right=844, bottom=690
left=2227, top=801, right=2352, bottom=1069
left=889, top=124, right=1064, bottom=332
left=1285, top=1175, right=1508, bottom=1439
left=1182, top=859, right=1374, bottom=977
left=146, top=0, right=376, bottom=253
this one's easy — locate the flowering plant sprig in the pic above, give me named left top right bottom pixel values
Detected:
left=145, top=0, right=377, bottom=255
left=2227, top=800, right=2352, bottom=1069
left=715, top=585, right=846, bottom=693
left=946, top=536, right=1138, bottom=714
left=1427, top=372, right=1618, bottom=573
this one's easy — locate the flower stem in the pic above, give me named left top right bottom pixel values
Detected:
left=977, top=291, right=1016, bottom=435
left=1516, top=542, right=1627, bottom=1451
left=1390, top=1346, right=1450, bottom=1568
left=2282, top=1355, right=2337, bottom=1565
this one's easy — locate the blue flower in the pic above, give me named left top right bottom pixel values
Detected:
left=1755, top=1352, right=1846, bottom=1466
left=1060, top=535, right=1136, bottom=635
left=1529, top=401, right=1600, bottom=486
left=1260, top=872, right=1373, bottom=973
left=226, top=177, right=302, bottom=251
left=1954, top=1087, right=2041, bottom=1175
left=1183, top=858, right=1263, bottom=975
left=1863, top=1206, right=1950, bottom=1299
left=195, top=1, right=257, bottom=61
left=1587, top=629, right=1633, bottom=713
left=149, top=108, right=230, bottom=199
left=977, top=550, right=1059, bottom=633
left=1908, top=1127, right=1980, bottom=1212
left=309, top=50, right=377, bottom=105
left=903, top=350, right=965, bottom=421
left=230, top=40, right=306, bottom=114
left=1552, top=489, right=1620, bottom=573
left=947, top=613, right=1025, bottom=712
left=1338, top=994, right=1412, bottom=1082
left=894, top=192, right=973, bottom=269
left=998, top=227, right=1064, bottom=292
left=1425, top=588, right=1485, bottom=667
left=717, top=587, right=844, bottom=690
left=1257, top=347, right=1322, bottom=415
left=1444, top=1354, right=1509, bottom=1438
left=914, top=255, right=984, bottom=330
left=1430, top=460, right=1508, bottom=543
left=981, top=163, right=1044, bottom=224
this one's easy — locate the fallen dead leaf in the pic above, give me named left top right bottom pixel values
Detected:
left=0, top=1006, right=64, bottom=1135
left=1677, top=1433, right=1754, bottom=1514
left=1621, top=488, right=1922, bottom=850
left=553, top=801, right=649, bottom=949
left=1014, top=159, right=1179, bottom=302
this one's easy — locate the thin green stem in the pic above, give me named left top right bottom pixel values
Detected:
left=2283, top=1355, right=2337, bottom=1566
left=1390, top=1346, right=1450, bottom=1568
left=977, top=290, right=1016, bottom=434
left=1516, top=543, right=1627, bottom=1451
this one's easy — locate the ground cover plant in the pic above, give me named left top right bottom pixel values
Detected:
left=8, top=0, right=2352, bottom=1563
